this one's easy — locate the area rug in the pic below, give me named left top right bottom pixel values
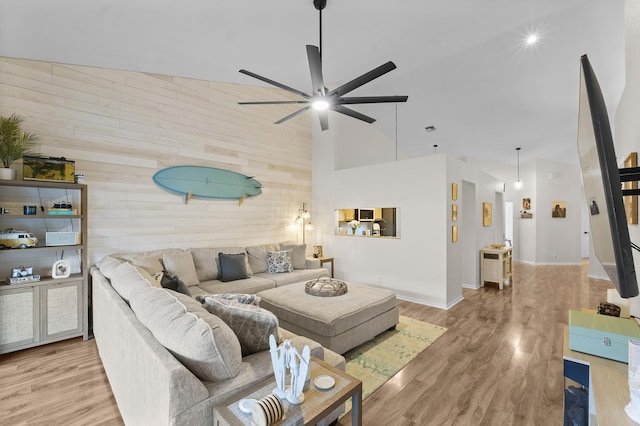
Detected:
left=342, top=315, right=447, bottom=413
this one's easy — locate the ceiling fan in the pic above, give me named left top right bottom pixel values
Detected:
left=238, top=0, right=408, bottom=131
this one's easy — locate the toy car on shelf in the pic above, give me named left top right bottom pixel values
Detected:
left=0, top=228, right=38, bottom=249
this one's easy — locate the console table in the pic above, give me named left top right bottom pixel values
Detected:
left=214, top=357, right=361, bottom=426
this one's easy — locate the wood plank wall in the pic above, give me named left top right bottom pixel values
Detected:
left=0, top=57, right=313, bottom=264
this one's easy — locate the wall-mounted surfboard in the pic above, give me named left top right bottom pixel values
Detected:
left=153, top=166, right=262, bottom=205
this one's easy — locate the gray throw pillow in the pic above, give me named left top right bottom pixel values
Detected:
left=201, top=297, right=279, bottom=356
left=218, top=252, right=249, bottom=282
left=267, top=249, right=293, bottom=274
left=280, top=244, right=307, bottom=269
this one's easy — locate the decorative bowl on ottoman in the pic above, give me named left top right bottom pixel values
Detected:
left=305, top=278, right=348, bottom=297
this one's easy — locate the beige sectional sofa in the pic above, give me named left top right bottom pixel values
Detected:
left=91, top=242, right=343, bottom=426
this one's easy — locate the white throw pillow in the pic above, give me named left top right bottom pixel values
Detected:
left=266, top=250, right=293, bottom=274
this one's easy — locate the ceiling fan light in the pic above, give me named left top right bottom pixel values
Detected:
left=312, top=99, right=330, bottom=110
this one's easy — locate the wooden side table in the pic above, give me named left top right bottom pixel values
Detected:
left=213, top=357, right=362, bottom=426
left=317, top=257, right=334, bottom=278
left=479, top=247, right=512, bottom=289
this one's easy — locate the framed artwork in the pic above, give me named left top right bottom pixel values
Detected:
left=452, top=225, right=458, bottom=242
left=482, top=202, right=492, bottom=226
left=522, top=198, right=531, bottom=210
left=552, top=201, right=567, bottom=218
left=452, top=204, right=458, bottom=222
left=452, top=183, right=458, bottom=200
left=313, top=245, right=323, bottom=258
left=624, top=152, right=638, bottom=224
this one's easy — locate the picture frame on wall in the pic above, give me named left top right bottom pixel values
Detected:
left=522, top=198, right=531, bottom=210
left=624, top=152, right=638, bottom=224
left=482, top=202, right=492, bottom=226
left=452, top=183, right=458, bottom=200
left=452, top=204, right=457, bottom=222
left=452, top=225, right=458, bottom=242
left=552, top=201, right=567, bottom=218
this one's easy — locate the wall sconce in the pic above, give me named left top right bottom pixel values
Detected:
left=295, top=203, right=312, bottom=243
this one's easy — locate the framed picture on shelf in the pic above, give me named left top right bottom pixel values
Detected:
left=313, top=245, right=323, bottom=258
left=482, top=202, right=492, bottom=226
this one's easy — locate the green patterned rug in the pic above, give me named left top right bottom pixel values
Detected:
left=342, top=315, right=447, bottom=413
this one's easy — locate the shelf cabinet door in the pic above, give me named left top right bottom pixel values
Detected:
left=41, top=280, right=82, bottom=341
left=0, top=286, right=40, bottom=352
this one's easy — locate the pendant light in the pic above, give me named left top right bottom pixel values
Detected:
left=514, top=147, right=523, bottom=190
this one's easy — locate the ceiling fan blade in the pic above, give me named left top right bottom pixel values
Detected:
left=330, top=61, right=398, bottom=97
left=306, top=45, right=325, bottom=97
left=274, top=106, right=312, bottom=125
left=239, top=69, right=310, bottom=99
left=239, top=100, right=309, bottom=105
left=337, top=95, right=408, bottom=105
left=331, top=104, right=376, bottom=124
left=318, top=110, right=329, bottom=131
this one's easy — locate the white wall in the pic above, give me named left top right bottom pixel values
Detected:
left=312, top=122, right=503, bottom=308
left=0, top=57, right=313, bottom=265
left=614, top=0, right=640, bottom=313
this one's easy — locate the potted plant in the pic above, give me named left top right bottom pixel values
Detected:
left=0, top=114, right=37, bottom=180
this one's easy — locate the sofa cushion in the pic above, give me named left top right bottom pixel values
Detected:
left=109, top=262, right=155, bottom=302
left=190, top=247, right=253, bottom=281
left=197, top=276, right=276, bottom=296
left=280, top=244, right=307, bottom=270
left=129, top=286, right=242, bottom=382
left=267, top=250, right=293, bottom=274
left=163, top=251, right=200, bottom=287
left=219, top=253, right=249, bottom=282
left=246, top=243, right=280, bottom=274
left=201, top=296, right=279, bottom=356
left=96, top=255, right=124, bottom=279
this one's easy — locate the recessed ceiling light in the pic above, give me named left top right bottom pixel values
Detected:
left=526, top=34, right=538, bottom=45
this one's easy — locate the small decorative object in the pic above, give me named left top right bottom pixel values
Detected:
left=452, top=182, right=458, bottom=200
left=520, top=211, right=533, bottom=219
left=552, top=200, right=567, bottom=218
left=23, top=205, right=36, bottom=215
left=7, top=265, right=41, bottom=284
left=348, top=220, right=359, bottom=235
left=52, top=260, right=71, bottom=279
left=251, top=393, right=285, bottom=426
left=313, top=245, right=323, bottom=258
left=0, top=114, right=37, bottom=180
left=597, top=302, right=621, bottom=317
left=0, top=228, right=38, bottom=249
left=489, top=243, right=505, bottom=249
left=452, top=225, right=458, bottom=242
left=23, top=156, right=76, bottom=183
left=482, top=202, right=492, bottom=226
left=75, top=173, right=84, bottom=184
left=305, top=277, right=348, bottom=297
left=269, top=335, right=311, bottom=405
left=314, top=375, right=335, bottom=390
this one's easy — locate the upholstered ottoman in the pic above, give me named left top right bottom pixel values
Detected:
left=258, top=281, right=399, bottom=354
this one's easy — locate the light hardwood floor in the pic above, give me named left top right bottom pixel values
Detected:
left=0, top=261, right=613, bottom=426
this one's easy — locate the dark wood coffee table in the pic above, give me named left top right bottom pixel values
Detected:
left=213, top=357, right=362, bottom=426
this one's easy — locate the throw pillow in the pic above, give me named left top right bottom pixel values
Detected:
left=196, top=293, right=260, bottom=306
left=218, top=252, right=249, bottom=282
left=246, top=243, right=280, bottom=274
left=160, top=271, right=192, bottom=296
left=280, top=244, right=307, bottom=269
left=267, top=249, right=293, bottom=274
left=162, top=251, right=200, bottom=287
left=95, top=255, right=124, bottom=279
left=129, top=286, right=242, bottom=382
left=108, top=262, right=154, bottom=303
left=201, top=297, right=279, bottom=356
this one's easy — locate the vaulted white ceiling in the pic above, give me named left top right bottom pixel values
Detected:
left=0, top=0, right=625, bottom=166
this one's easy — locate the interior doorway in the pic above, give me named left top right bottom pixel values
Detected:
left=504, top=201, right=513, bottom=249
left=461, top=180, right=477, bottom=288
